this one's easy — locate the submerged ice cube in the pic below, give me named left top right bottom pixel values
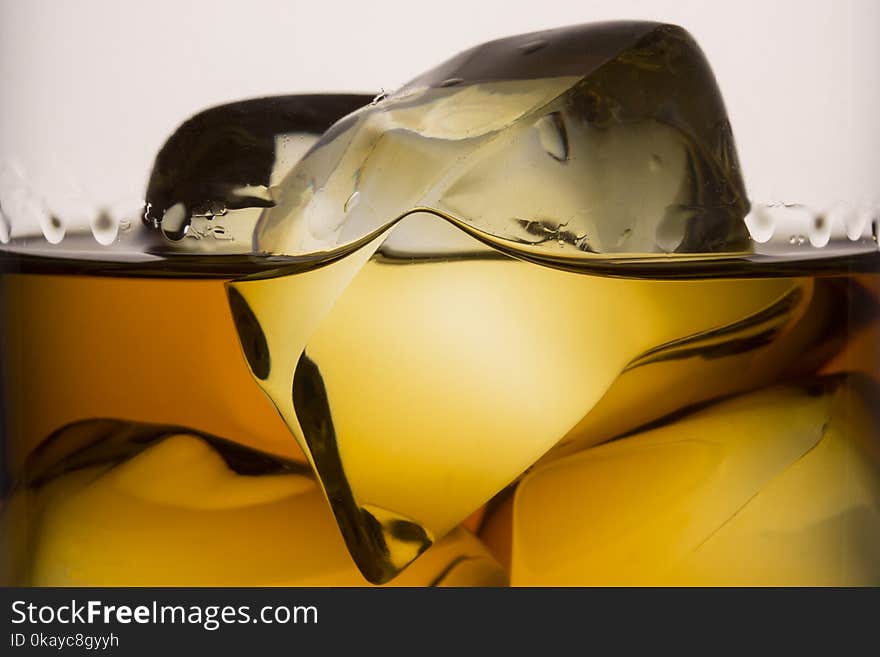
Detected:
left=232, top=201, right=867, bottom=582
left=510, top=375, right=880, bottom=585
left=2, top=422, right=505, bottom=586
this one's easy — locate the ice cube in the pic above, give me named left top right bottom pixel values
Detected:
left=256, top=21, right=751, bottom=261
left=510, top=375, right=880, bottom=585
left=3, top=425, right=505, bottom=586
left=142, top=94, right=374, bottom=253
left=225, top=22, right=781, bottom=583
left=231, top=211, right=823, bottom=583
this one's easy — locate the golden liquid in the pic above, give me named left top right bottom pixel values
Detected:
left=4, top=22, right=878, bottom=586
left=1, top=228, right=878, bottom=585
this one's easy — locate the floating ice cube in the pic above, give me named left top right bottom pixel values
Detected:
left=143, top=94, right=375, bottom=254
left=256, top=21, right=752, bottom=262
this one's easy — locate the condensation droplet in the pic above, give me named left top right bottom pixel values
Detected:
left=90, top=210, right=118, bottom=246
left=807, top=212, right=831, bottom=248
left=744, top=205, right=774, bottom=243
left=108, top=199, right=144, bottom=239
left=439, top=77, right=464, bottom=88
left=535, top=113, right=568, bottom=162
left=42, top=213, right=65, bottom=244
left=846, top=206, right=871, bottom=241
left=789, top=234, right=807, bottom=246
left=0, top=206, right=9, bottom=243
left=16, top=195, right=66, bottom=244
left=518, top=39, right=548, bottom=55
left=160, top=202, right=190, bottom=241
left=344, top=190, right=361, bottom=213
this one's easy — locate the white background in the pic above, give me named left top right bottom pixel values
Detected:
left=1, top=0, right=878, bottom=210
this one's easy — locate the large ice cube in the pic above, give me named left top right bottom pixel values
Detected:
left=255, top=21, right=751, bottom=262
left=231, top=211, right=833, bottom=583
left=223, top=23, right=786, bottom=584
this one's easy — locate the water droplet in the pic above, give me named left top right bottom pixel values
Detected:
left=160, top=203, right=190, bottom=241
left=845, top=205, right=871, bottom=241
left=789, top=234, right=807, bottom=246
left=807, top=212, right=830, bottom=248
left=42, top=213, right=65, bottom=244
left=535, top=113, right=568, bottom=162
left=743, top=205, right=774, bottom=243
left=518, top=39, right=548, bottom=55
left=90, top=210, right=118, bottom=246
left=107, top=199, right=144, bottom=239
left=0, top=207, right=9, bottom=243
left=439, top=77, right=464, bottom=88
left=344, top=190, right=361, bottom=213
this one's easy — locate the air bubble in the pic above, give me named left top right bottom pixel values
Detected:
left=344, top=190, right=361, bottom=213
left=90, top=210, right=118, bottom=246
left=535, top=113, right=568, bottom=162
left=160, top=203, right=190, bottom=241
